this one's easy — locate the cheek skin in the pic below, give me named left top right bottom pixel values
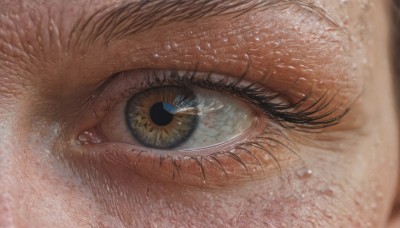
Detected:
left=0, top=120, right=105, bottom=227
left=63, top=142, right=388, bottom=227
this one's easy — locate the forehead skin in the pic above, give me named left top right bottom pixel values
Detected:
left=0, top=0, right=398, bottom=227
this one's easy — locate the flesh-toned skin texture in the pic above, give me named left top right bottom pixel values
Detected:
left=0, top=0, right=399, bottom=227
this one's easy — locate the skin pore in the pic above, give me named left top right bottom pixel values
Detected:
left=0, top=0, right=399, bottom=227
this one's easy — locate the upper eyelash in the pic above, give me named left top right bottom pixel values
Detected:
left=136, top=69, right=348, bottom=131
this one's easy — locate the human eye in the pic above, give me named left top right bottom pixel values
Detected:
left=98, top=71, right=258, bottom=150
left=62, top=1, right=364, bottom=190
left=73, top=68, right=349, bottom=187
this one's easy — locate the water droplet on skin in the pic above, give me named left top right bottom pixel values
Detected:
left=296, top=167, right=313, bottom=179
left=78, top=130, right=100, bottom=144
left=153, top=53, right=160, bottom=58
left=195, top=45, right=202, bottom=52
left=171, top=42, right=179, bottom=48
left=273, top=40, right=281, bottom=46
left=255, top=37, right=261, bottom=41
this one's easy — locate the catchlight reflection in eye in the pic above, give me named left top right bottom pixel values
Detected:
left=124, top=85, right=255, bottom=150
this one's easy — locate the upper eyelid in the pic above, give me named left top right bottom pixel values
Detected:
left=86, top=70, right=349, bottom=131
left=64, top=5, right=358, bottom=108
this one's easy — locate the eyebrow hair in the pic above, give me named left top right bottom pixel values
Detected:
left=69, top=0, right=336, bottom=48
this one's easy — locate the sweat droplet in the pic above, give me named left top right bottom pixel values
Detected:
left=296, top=167, right=313, bottom=179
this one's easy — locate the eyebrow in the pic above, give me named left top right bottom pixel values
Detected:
left=69, top=0, right=336, bottom=48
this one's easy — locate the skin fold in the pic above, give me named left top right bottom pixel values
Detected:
left=0, top=0, right=399, bottom=227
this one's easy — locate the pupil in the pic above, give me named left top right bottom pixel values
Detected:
left=150, top=102, right=174, bottom=126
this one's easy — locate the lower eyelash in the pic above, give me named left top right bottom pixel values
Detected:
left=113, top=122, right=299, bottom=186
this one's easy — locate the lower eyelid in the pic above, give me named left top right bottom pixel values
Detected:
left=77, top=121, right=299, bottom=187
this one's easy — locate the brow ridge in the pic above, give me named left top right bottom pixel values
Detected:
left=69, top=0, right=337, bottom=48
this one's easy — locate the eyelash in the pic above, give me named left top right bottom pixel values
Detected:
left=114, top=69, right=345, bottom=129
left=82, top=69, right=345, bottom=185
